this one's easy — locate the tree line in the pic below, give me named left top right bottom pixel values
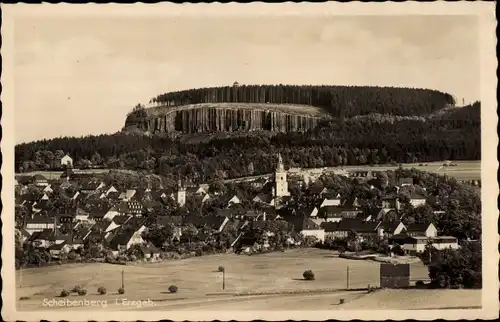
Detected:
left=150, top=84, right=456, bottom=117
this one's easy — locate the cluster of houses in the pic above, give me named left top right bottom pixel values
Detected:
left=15, top=153, right=459, bottom=260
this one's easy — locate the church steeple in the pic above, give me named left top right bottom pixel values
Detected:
left=277, top=153, right=285, bottom=172
left=274, top=152, right=290, bottom=198
left=177, top=175, right=186, bottom=207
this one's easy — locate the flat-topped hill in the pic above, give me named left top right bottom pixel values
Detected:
left=125, top=84, right=456, bottom=134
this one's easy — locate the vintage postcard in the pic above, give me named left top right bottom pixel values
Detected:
left=1, top=2, right=498, bottom=321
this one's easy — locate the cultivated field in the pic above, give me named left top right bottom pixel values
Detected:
left=16, top=248, right=435, bottom=311
left=339, top=160, right=481, bottom=182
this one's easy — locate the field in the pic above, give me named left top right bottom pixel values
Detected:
left=339, top=160, right=482, bottom=182
left=16, top=248, right=473, bottom=311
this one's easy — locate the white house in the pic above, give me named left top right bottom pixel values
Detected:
left=103, top=207, right=120, bottom=221
left=319, top=196, right=342, bottom=208
left=405, top=223, right=438, bottom=238
left=109, top=225, right=147, bottom=251
left=59, top=154, right=73, bottom=168
left=390, top=235, right=459, bottom=254
left=24, top=215, right=55, bottom=234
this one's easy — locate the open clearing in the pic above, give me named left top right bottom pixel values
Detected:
left=339, top=160, right=481, bottom=181
left=16, top=248, right=474, bottom=311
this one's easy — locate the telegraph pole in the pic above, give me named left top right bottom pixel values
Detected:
left=121, top=269, right=124, bottom=289
left=222, top=267, right=225, bottom=290
left=346, top=266, right=350, bottom=290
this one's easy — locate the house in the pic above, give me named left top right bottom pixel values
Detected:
left=43, top=185, right=53, bottom=194
left=321, top=219, right=381, bottom=240
left=241, top=210, right=263, bottom=221
left=58, top=154, right=73, bottom=168
left=253, top=193, right=275, bottom=206
left=117, top=201, right=144, bottom=216
left=19, top=228, right=32, bottom=243
left=24, top=215, right=56, bottom=234
left=184, top=215, right=230, bottom=233
left=377, top=221, right=406, bottom=238
left=404, top=223, right=437, bottom=238
left=79, top=181, right=102, bottom=194
left=108, top=226, right=146, bottom=251
left=187, top=186, right=207, bottom=196
left=318, top=206, right=364, bottom=222
left=32, top=174, right=49, bottom=187
left=409, top=191, right=427, bottom=207
left=118, top=189, right=136, bottom=201
left=389, top=234, right=459, bottom=254
left=319, top=195, right=342, bottom=208
left=102, top=206, right=120, bottom=221
left=105, top=185, right=119, bottom=196
left=376, top=208, right=401, bottom=222
left=302, top=207, right=319, bottom=218
left=15, top=175, right=33, bottom=186
left=380, top=194, right=400, bottom=210
left=29, top=230, right=72, bottom=248
left=398, top=177, right=414, bottom=187
left=283, top=213, right=325, bottom=242
left=224, top=195, right=242, bottom=208
left=216, top=208, right=237, bottom=219
left=48, top=242, right=72, bottom=258
left=139, top=245, right=161, bottom=260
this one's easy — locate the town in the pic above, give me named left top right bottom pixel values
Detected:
left=15, top=152, right=480, bottom=274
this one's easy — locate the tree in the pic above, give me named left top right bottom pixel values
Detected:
left=427, top=241, right=481, bottom=289
left=183, top=224, right=199, bottom=244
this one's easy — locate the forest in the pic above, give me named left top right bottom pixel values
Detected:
left=149, top=84, right=456, bottom=118
left=15, top=102, right=480, bottom=183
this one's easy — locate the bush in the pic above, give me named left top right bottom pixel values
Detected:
left=60, top=289, right=70, bottom=297
left=168, top=285, right=178, bottom=293
left=19, top=296, right=31, bottom=300
left=416, top=280, right=425, bottom=286
left=391, top=244, right=406, bottom=256
left=218, top=266, right=225, bottom=272
left=77, top=289, right=87, bottom=296
left=303, top=270, right=315, bottom=281
left=118, top=287, right=125, bottom=294
left=98, top=286, right=107, bottom=295
left=71, top=285, right=83, bottom=293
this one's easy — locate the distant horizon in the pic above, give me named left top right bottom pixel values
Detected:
left=15, top=15, right=480, bottom=143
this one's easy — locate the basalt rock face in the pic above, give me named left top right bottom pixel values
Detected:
left=126, top=104, right=327, bottom=134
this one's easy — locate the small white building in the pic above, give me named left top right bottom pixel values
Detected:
left=59, top=154, right=73, bottom=168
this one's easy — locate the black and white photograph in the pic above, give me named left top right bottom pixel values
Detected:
left=1, top=2, right=498, bottom=321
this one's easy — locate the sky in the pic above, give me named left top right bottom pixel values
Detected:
left=14, top=15, right=480, bottom=144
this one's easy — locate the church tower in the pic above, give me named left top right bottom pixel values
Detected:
left=274, top=153, right=290, bottom=197
left=177, top=178, right=186, bottom=207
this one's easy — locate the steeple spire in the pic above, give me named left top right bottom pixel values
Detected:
left=277, top=153, right=284, bottom=172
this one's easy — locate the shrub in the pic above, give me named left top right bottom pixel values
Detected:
left=218, top=266, right=225, bottom=272
left=60, top=289, right=70, bottom=297
left=19, top=296, right=31, bottom=300
left=98, top=286, right=107, bottom=295
left=77, top=289, right=87, bottom=296
left=71, top=285, right=83, bottom=293
left=118, top=287, right=125, bottom=294
left=416, top=280, right=425, bottom=286
left=168, top=285, right=178, bottom=293
left=303, top=270, right=315, bottom=281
